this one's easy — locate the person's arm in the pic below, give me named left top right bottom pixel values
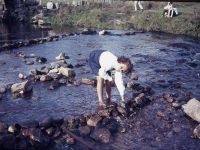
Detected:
left=115, top=71, right=125, bottom=101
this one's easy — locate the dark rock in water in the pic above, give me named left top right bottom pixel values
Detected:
left=25, top=60, right=34, bottom=65
left=30, top=69, right=43, bottom=76
left=187, top=61, right=199, bottom=68
left=8, top=124, right=21, bottom=134
left=81, top=28, right=97, bottom=35
left=78, top=126, right=91, bottom=136
left=0, top=122, right=8, bottom=134
left=193, top=124, right=200, bottom=139
left=124, top=31, right=136, bottom=35
left=168, top=43, right=193, bottom=50
left=41, top=67, right=50, bottom=74
left=87, top=114, right=102, bottom=127
left=36, top=57, right=47, bottom=63
left=40, top=75, right=52, bottom=82
left=63, top=134, right=75, bottom=145
left=101, top=117, right=119, bottom=133
left=98, top=30, right=111, bottom=35
left=46, top=127, right=55, bottom=136
left=75, top=63, right=85, bottom=68
left=67, top=64, right=74, bottom=68
left=90, top=128, right=111, bottom=144
left=79, top=116, right=87, bottom=126
left=39, top=117, right=53, bottom=128
left=130, top=73, right=139, bottom=80
left=0, top=134, right=16, bottom=149
left=29, top=128, right=50, bottom=143
left=49, top=80, right=61, bottom=90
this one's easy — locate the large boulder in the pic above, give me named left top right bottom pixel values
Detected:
left=182, top=98, right=200, bottom=123
left=59, top=67, right=75, bottom=78
left=11, top=80, right=33, bottom=95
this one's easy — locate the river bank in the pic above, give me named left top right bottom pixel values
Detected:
left=44, top=2, right=200, bottom=39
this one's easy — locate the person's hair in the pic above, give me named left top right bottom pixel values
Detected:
left=117, top=56, right=133, bottom=74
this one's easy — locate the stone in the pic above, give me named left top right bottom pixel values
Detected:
left=59, top=67, right=75, bottom=78
left=117, top=106, right=127, bottom=116
left=55, top=52, right=67, bottom=60
left=130, top=73, right=139, bottom=80
left=98, top=109, right=110, bottom=117
left=0, top=86, right=6, bottom=94
left=102, top=118, right=119, bottom=133
left=11, top=80, right=33, bottom=95
left=134, top=93, right=145, bottom=104
left=49, top=68, right=59, bottom=73
left=193, top=124, right=200, bottom=139
left=47, top=1, right=54, bottom=10
left=79, top=126, right=91, bottom=136
left=40, top=75, right=52, bottom=82
left=48, top=73, right=62, bottom=79
left=90, top=128, right=111, bottom=144
left=29, top=69, right=43, bottom=76
left=18, top=73, right=27, bottom=79
left=29, top=128, right=50, bottom=143
left=81, top=28, right=97, bottom=35
left=182, top=98, right=200, bottom=123
left=87, top=114, right=102, bottom=127
left=98, top=30, right=110, bottom=35
left=53, top=128, right=61, bottom=138
left=36, top=57, right=47, bottom=63
left=46, top=127, right=55, bottom=136
left=41, top=67, right=50, bottom=74
left=58, top=78, right=68, bottom=84
left=172, top=101, right=181, bottom=108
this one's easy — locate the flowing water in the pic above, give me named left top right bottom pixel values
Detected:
left=0, top=24, right=200, bottom=149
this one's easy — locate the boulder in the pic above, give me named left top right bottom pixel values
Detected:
left=182, top=98, right=200, bottom=123
left=49, top=68, right=59, bottom=73
left=29, top=128, right=50, bottom=143
left=18, top=73, right=27, bottom=79
left=11, top=80, right=33, bottom=95
left=90, top=128, right=111, bottom=144
left=63, top=134, right=75, bottom=145
left=45, top=127, right=55, bottom=136
left=36, top=57, right=47, bottom=63
left=87, top=114, right=102, bottom=127
left=98, top=30, right=111, bottom=35
left=193, top=124, right=200, bottom=139
left=59, top=67, right=75, bottom=78
left=48, top=73, right=62, bottom=79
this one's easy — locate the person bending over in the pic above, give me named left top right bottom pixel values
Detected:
left=88, top=50, right=133, bottom=109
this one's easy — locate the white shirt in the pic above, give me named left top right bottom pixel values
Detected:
left=99, top=51, right=125, bottom=97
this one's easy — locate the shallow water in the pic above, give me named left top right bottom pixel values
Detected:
left=0, top=28, right=200, bottom=149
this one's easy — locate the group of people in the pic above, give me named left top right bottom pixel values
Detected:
left=134, top=1, right=179, bottom=18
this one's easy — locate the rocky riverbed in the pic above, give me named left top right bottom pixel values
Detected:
left=0, top=29, right=200, bottom=149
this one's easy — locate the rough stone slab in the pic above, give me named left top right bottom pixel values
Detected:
left=182, top=98, right=200, bottom=123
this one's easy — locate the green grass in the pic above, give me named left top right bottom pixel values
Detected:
left=44, top=2, right=200, bottom=38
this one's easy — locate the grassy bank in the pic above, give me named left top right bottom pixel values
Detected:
left=44, top=2, right=200, bottom=38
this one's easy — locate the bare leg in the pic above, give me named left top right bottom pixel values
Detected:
left=97, top=76, right=104, bottom=107
left=105, top=80, right=111, bottom=105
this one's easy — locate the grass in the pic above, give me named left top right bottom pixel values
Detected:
left=44, top=2, right=200, bottom=38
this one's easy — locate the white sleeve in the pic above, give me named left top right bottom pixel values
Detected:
left=115, top=71, right=125, bottom=96
left=99, top=67, right=113, bottom=81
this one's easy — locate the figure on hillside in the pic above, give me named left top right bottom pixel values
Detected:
left=163, top=2, right=178, bottom=17
left=134, top=1, right=144, bottom=12
left=88, top=50, right=133, bottom=109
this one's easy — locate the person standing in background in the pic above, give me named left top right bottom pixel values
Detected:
left=134, top=1, right=144, bottom=12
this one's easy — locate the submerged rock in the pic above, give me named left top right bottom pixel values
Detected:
left=18, top=73, right=27, bottom=79
left=193, top=124, right=200, bottom=139
left=182, top=98, right=200, bottom=123
left=79, top=126, right=91, bottom=136
left=36, top=57, right=47, bottom=63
